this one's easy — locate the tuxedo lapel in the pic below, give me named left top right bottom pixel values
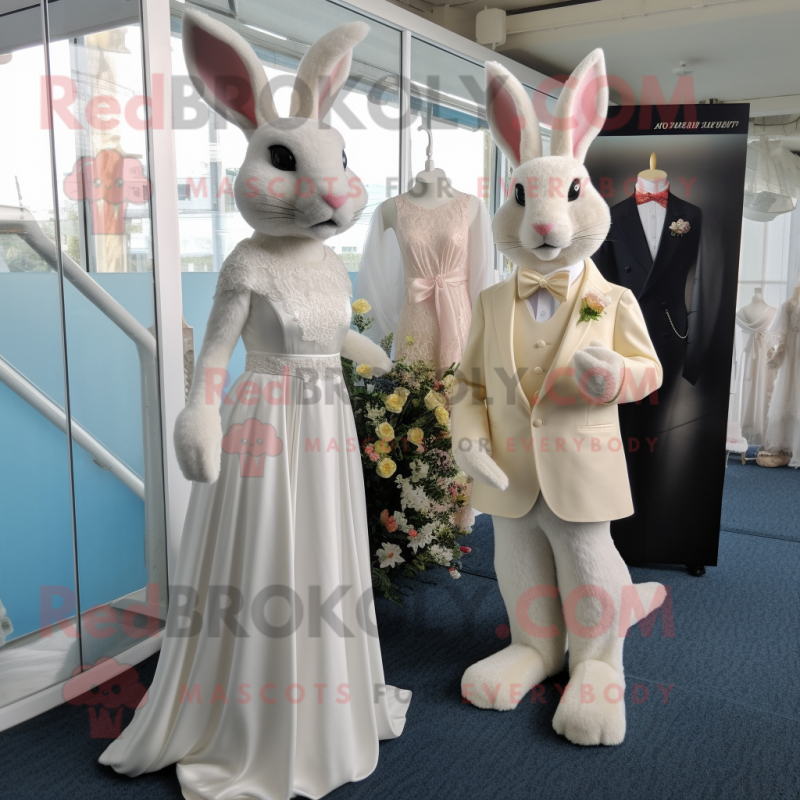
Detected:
left=492, top=273, right=530, bottom=411
left=640, top=193, right=685, bottom=299
left=615, top=195, right=653, bottom=277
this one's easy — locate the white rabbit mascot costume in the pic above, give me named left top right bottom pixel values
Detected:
left=452, top=50, right=667, bottom=746
left=99, top=11, right=410, bottom=799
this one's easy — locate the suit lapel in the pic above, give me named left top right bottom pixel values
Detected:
left=544, top=259, right=609, bottom=391
left=492, top=272, right=530, bottom=411
left=615, top=195, right=653, bottom=277
left=640, top=193, right=684, bottom=299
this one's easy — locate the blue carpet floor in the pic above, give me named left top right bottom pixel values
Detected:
left=3, top=462, right=799, bottom=799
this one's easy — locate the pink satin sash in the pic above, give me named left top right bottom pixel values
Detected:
left=406, top=268, right=468, bottom=369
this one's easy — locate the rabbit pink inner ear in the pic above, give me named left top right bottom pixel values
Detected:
left=318, top=57, right=344, bottom=116
left=565, top=65, right=607, bottom=159
left=488, top=75, right=525, bottom=165
left=193, top=26, right=257, bottom=127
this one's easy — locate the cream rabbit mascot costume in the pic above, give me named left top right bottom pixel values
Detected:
left=99, top=11, right=410, bottom=800
left=453, top=50, right=667, bottom=746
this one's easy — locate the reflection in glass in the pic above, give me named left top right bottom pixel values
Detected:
left=45, top=0, right=167, bottom=667
left=0, top=2, right=81, bottom=707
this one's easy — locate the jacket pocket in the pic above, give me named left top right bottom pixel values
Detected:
left=576, top=422, right=615, bottom=433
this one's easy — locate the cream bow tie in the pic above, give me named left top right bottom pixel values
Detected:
left=517, top=269, right=571, bottom=304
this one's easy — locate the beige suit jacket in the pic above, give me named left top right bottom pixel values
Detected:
left=451, top=259, right=663, bottom=522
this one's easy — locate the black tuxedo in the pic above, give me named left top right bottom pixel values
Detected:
left=592, top=192, right=714, bottom=567
left=593, top=192, right=704, bottom=388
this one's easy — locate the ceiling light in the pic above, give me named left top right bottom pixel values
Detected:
left=245, top=24, right=288, bottom=41
left=673, top=62, right=693, bottom=76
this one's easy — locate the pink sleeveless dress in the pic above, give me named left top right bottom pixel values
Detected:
left=393, top=193, right=473, bottom=372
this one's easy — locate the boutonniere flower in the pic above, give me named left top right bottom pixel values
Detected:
left=669, top=218, right=691, bottom=237
left=578, top=291, right=610, bottom=325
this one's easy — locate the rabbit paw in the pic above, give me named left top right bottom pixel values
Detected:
left=552, top=660, right=626, bottom=746
left=342, top=330, right=392, bottom=376
left=453, top=440, right=509, bottom=491
left=174, top=405, right=222, bottom=484
left=573, top=339, right=624, bottom=403
left=462, top=645, right=551, bottom=711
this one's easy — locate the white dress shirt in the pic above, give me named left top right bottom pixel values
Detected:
left=635, top=177, right=669, bottom=261
left=525, top=260, right=585, bottom=323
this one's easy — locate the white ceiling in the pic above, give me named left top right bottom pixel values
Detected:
left=398, top=0, right=800, bottom=113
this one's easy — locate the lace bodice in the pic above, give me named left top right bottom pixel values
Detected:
left=216, top=236, right=353, bottom=356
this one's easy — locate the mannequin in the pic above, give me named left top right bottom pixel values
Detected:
left=378, top=126, right=482, bottom=227
left=592, top=152, right=706, bottom=567
left=357, top=124, right=494, bottom=372
left=634, top=153, right=669, bottom=261
left=759, top=275, right=799, bottom=465
left=731, top=288, right=778, bottom=444
left=739, top=287, right=770, bottom=324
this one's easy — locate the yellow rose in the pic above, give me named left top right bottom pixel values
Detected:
left=356, top=364, right=373, bottom=378
left=376, top=457, right=397, bottom=478
left=352, top=298, right=371, bottom=314
left=374, top=439, right=392, bottom=454
left=395, top=387, right=410, bottom=400
left=435, top=406, right=450, bottom=425
left=385, top=393, right=405, bottom=413
left=376, top=422, right=395, bottom=441
left=407, top=427, right=425, bottom=445
left=424, top=391, right=446, bottom=410
left=442, top=374, right=455, bottom=391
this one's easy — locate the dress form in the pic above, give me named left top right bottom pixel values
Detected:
left=379, top=126, right=481, bottom=228
left=739, top=288, right=769, bottom=324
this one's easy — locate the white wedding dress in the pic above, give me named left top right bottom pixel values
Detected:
left=732, top=304, right=778, bottom=444
left=762, top=293, right=800, bottom=467
left=99, top=239, right=410, bottom=800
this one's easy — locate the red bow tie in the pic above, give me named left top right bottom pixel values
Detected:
left=635, top=188, right=669, bottom=208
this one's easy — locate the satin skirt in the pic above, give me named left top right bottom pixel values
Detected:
left=99, top=369, right=410, bottom=800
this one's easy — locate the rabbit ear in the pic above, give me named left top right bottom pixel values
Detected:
left=485, top=62, right=542, bottom=169
left=290, top=22, right=369, bottom=119
left=549, top=48, right=608, bottom=163
left=182, top=10, right=277, bottom=136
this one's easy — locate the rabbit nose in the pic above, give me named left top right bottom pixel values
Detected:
left=322, top=194, right=348, bottom=210
left=533, top=223, right=554, bottom=236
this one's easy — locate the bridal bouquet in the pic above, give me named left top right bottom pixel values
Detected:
left=342, top=301, right=473, bottom=603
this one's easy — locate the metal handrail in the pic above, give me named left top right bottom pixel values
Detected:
left=0, top=204, right=166, bottom=591
left=0, top=355, right=144, bottom=499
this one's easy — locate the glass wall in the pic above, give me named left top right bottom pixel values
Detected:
left=0, top=0, right=168, bottom=708
left=409, top=38, right=491, bottom=208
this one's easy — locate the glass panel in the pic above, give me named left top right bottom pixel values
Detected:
left=45, top=0, right=168, bottom=667
left=0, top=1, right=81, bottom=706
left=409, top=38, right=491, bottom=207
left=172, top=1, right=402, bottom=376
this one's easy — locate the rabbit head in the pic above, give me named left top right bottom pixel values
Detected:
left=487, top=50, right=610, bottom=274
left=182, top=10, right=368, bottom=241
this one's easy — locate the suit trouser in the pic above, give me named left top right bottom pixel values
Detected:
left=492, top=494, right=632, bottom=678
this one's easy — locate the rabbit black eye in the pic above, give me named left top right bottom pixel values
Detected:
left=342, top=151, right=348, bottom=171
left=567, top=179, right=581, bottom=202
left=514, top=182, right=525, bottom=206
left=269, top=145, right=297, bottom=172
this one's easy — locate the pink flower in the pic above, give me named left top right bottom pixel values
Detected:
left=369, top=452, right=380, bottom=462
left=380, top=509, right=399, bottom=533
left=408, top=529, right=418, bottom=538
